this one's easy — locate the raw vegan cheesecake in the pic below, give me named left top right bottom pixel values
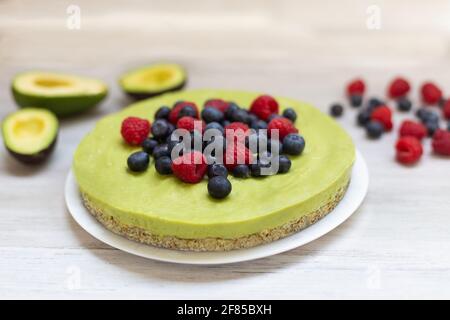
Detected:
left=73, top=89, right=355, bottom=251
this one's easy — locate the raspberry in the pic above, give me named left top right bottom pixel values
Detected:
left=224, top=122, right=249, bottom=133
left=224, top=143, right=254, bottom=170
left=120, top=117, right=151, bottom=145
left=169, top=101, right=199, bottom=124
left=388, top=77, right=411, bottom=99
left=225, top=122, right=250, bottom=144
left=399, top=120, right=427, bottom=141
left=204, top=99, right=230, bottom=113
left=395, top=136, right=423, bottom=165
left=443, top=100, right=450, bottom=120
left=346, top=78, right=366, bottom=96
left=421, top=82, right=442, bottom=105
left=176, top=116, right=205, bottom=133
left=432, top=129, right=450, bottom=156
left=250, top=95, right=279, bottom=121
left=171, top=151, right=207, bottom=183
left=267, top=117, right=298, bottom=140
left=371, top=105, right=393, bottom=131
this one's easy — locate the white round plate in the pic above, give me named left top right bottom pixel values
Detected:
left=66, top=150, right=368, bottom=265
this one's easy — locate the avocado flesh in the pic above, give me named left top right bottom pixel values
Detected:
left=119, top=63, right=186, bottom=99
left=12, top=72, right=108, bottom=117
left=73, top=89, right=355, bottom=239
left=2, top=108, right=58, bottom=164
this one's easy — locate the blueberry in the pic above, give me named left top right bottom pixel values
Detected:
left=277, top=155, right=291, bottom=174
left=201, top=107, right=224, bottom=123
left=151, top=119, right=170, bottom=139
left=416, top=108, right=439, bottom=124
left=207, top=164, right=228, bottom=178
left=127, top=151, right=150, bottom=172
left=221, top=120, right=231, bottom=127
left=267, top=113, right=281, bottom=122
left=205, top=122, right=224, bottom=135
left=397, top=97, right=412, bottom=112
left=250, top=161, right=270, bottom=177
left=267, top=138, right=282, bottom=154
left=367, top=97, right=384, bottom=110
left=141, top=138, right=159, bottom=154
left=251, top=119, right=268, bottom=130
left=178, top=106, right=197, bottom=119
left=357, top=110, right=371, bottom=126
left=232, top=164, right=250, bottom=178
left=366, top=121, right=384, bottom=139
left=258, top=151, right=272, bottom=166
left=248, top=113, right=259, bottom=123
left=167, top=123, right=176, bottom=136
left=415, top=108, right=428, bottom=121
left=350, top=95, right=363, bottom=108
left=246, top=132, right=267, bottom=153
left=152, top=143, right=170, bottom=159
left=425, top=120, right=440, bottom=136
left=155, top=106, right=171, bottom=120
left=155, top=156, right=173, bottom=175
left=207, top=176, right=232, bottom=199
left=282, top=108, right=297, bottom=122
left=330, top=103, right=343, bottom=117
left=232, top=109, right=251, bottom=124
left=282, top=134, right=305, bottom=155
left=225, top=103, right=240, bottom=120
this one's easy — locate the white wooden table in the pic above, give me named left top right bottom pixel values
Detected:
left=1, top=0, right=450, bottom=299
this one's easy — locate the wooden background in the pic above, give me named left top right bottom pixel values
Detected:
left=1, top=0, right=450, bottom=299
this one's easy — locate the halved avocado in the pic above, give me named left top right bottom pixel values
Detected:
left=12, top=72, right=108, bottom=117
left=119, top=63, right=187, bottom=100
left=1, top=108, right=58, bottom=164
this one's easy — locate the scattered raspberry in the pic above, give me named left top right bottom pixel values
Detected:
left=267, top=117, right=298, bottom=140
left=224, top=143, right=254, bottom=170
left=346, top=78, right=366, bottom=96
left=399, top=120, right=427, bottom=141
left=169, top=101, right=199, bottom=124
left=225, top=122, right=250, bottom=144
left=371, top=105, right=393, bottom=131
left=171, top=151, right=207, bottom=183
left=432, top=129, right=450, bottom=156
left=421, top=82, right=442, bottom=105
left=250, top=95, right=279, bottom=121
left=395, top=136, right=423, bottom=165
left=388, top=77, right=411, bottom=99
left=204, top=99, right=230, bottom=113
left=176, top=116, right=205, bottom=133
left=120, top=117, right=151, bottom=145
left=442, top=100, right=450, bottom=120
left=225, top=122, right=249, bottom=133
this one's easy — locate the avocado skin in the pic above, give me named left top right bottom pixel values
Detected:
left=124, top=80, right=186, bottom=100
left=12, top=86, right=107, bottom=117
left=5, top=136, right=57, bottom=165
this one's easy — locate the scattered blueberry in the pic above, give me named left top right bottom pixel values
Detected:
left=202, top=107, right=224, bottom=123
left=248, top=113, right=259, bottom=123
left=155, top=156, right=173, bottom=175
left=330, top=103, right=344, bottom=117
left=397, top=97, right=412, bottom=112
left=357, top=110, right=371, bottom=126
left=221, top=120, right=231, bottom=127
left=232, top=109, right=251, bottom=124
left=151, top=119, right=170, bottom=139
left=267, top=113, right=281, bottom=122
left=207, top=176, right=232, bottom=199
left=425, top=120, right=440, bottom=136
left=250, top=119, right=268, bottom=130
left=268, top=138, right=282, bottom=154
left=155, top=106, right=171, bottom=120
left=141, top=138, right=158, bottom=154
left=178, top=106, right=197, bottom=119
left=127, top=151, right=150, bottom=172
left=282, top=134, right=305, bottom=155
left=366, top=121, right=384, bottom=139
left=350, top=95, right=363, bottom=107
left=232, top=164, right=250, bottom=178
left=152, top=143, right=170, bottom=159
left=250, top=161, right=271, bottom=177
left=225, top=103, right=240, bottom=120
left=282, top=108, right=297, bottom=123
left=205, top=122, right=224, bottom=135
left=207, top=164, right=228, bottom=178
left=367, top=97, right=384, bottom=110
left=277, top=155, right=291, bottom=174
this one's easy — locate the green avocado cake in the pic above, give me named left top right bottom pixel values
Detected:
left=73, top=89, right=355, bottom=251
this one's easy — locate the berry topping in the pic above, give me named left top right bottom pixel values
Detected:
left=277, top=155, right=292, bottom=174
left=371, top=105, right=393, bottom=131
left=346, top=78, right=366, bottom=96
left=232, top=164, right=250, bottom=178
left=330, top=103, right=344, bottom=117
left=207, top=176, right=232, bottom=199
left=141, top=138, right=159, bottom=154
left=151, top=119, right=170, bottom=140
left=204, top=99, right=230, bottom=113
left=127, top=151, right=150, bottom=172
left=397, top=97, right=412, bottom=112
left=432, top=129, right=450, bottom=156
left=224, top=143, right=253, bottom=170
left=282, top=134, right=305, bottom=155
left=121, top=117, right=151, bottom=145
left=395, top=136, right=423, bottom=165
left=282, top=108, right=297, bottom=123
left=250, top=95, right=279, bottom=121
left=207, top=164, right=228, bottom=178
left=171, top=151, right=207, bottom=183
left=267, top=117, right=298, bottom=140
left=443, top=100, right=450, bottom=120
left=388, top=77, right=411, bottom=99
left=201, top=107, right=224, bottom=123
left=177, top=116, right=205, bottom=133
left=154, top=156, right=173, bottom=175
left=350, top=95, right=363, bottom=108
left=169, top=101, right=199, bottom=124
left=421, top=82, right=442, bottom=105
left=152, top=143, right=170, bottom=159
left=399, top=120, right=427, bottom=141
left=357, top=110, right=371, bottom=126
left=366, top=121, right=384, bottom=139
left=155, top=106, right=171, bottom=120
